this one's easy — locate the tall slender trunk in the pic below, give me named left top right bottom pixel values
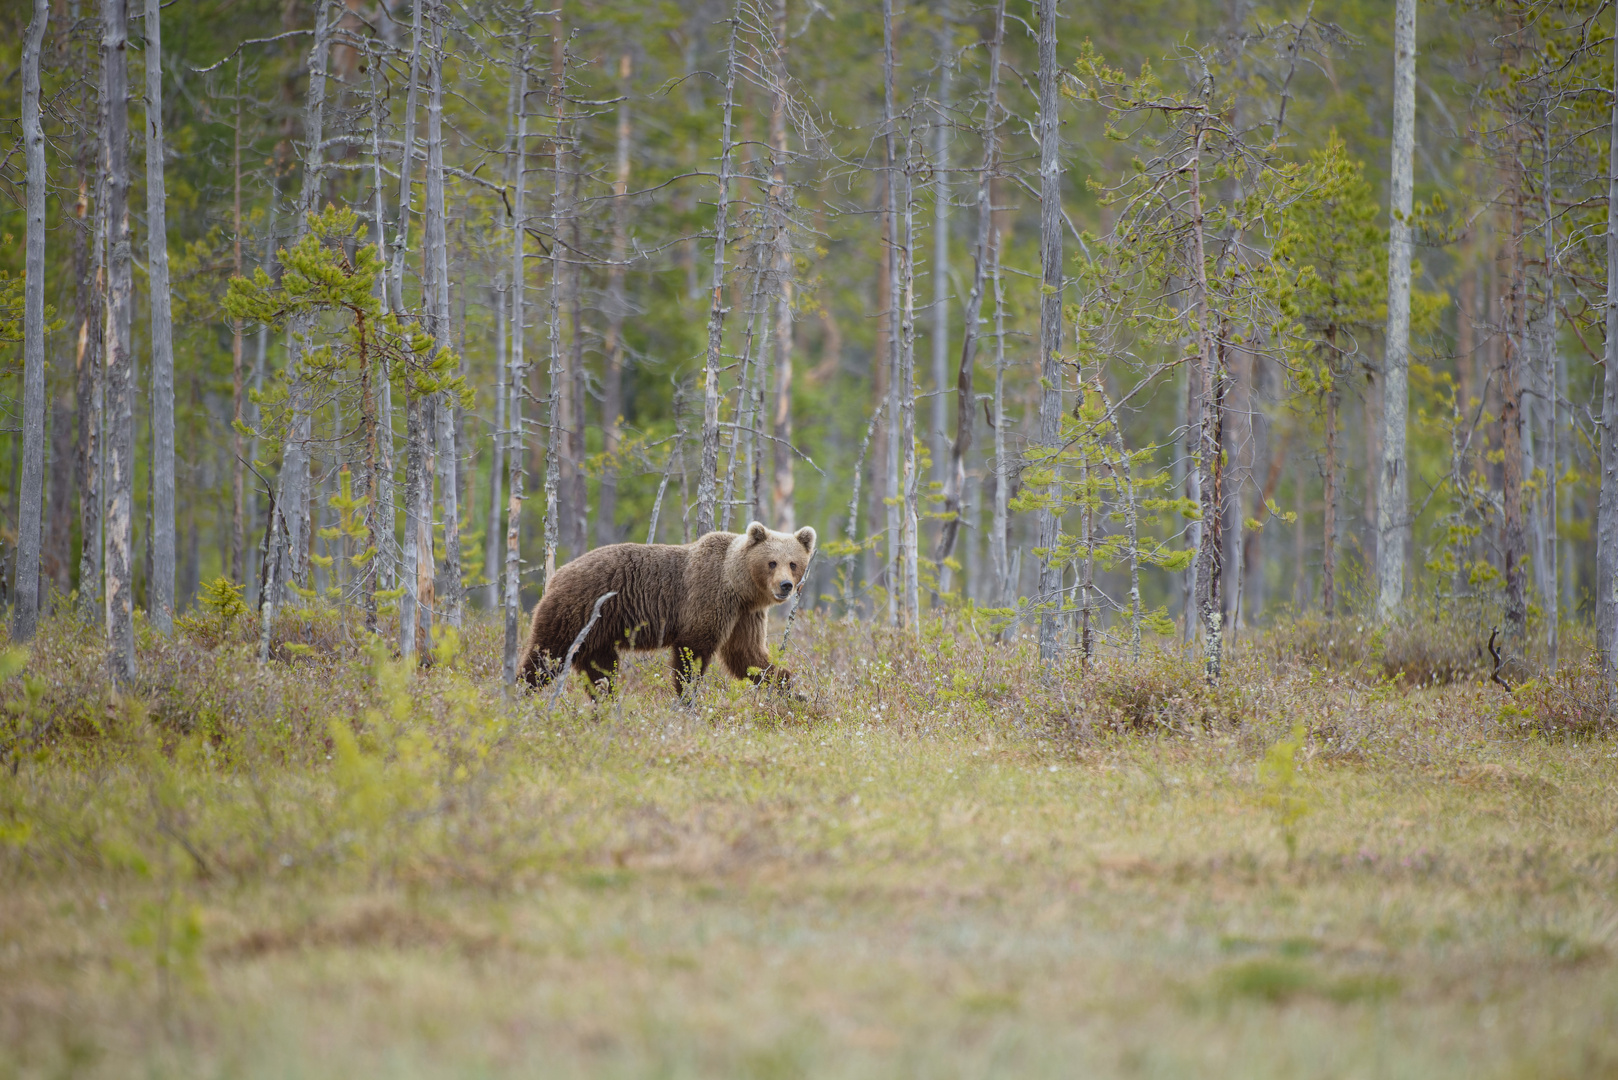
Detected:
left=426, top=1, right=460, bottom=626
left=366, top=37, right=394, bottom=607
left=260, top=0, right=330, bottom=661
left=1592, top=25, right=1618, bottom=680
left=899, top=129, right=920, bottom=628
left=145, top=0, right=174, bottom=633
left=930, top=13, right=952, bottom=503
left=102, top=0, right=136, bottom=680
left=543, top=12, right=569, bottom=585
left=988, top=221, right=1009, bottom=604
left=1035, top=0, right=1065, bottom=664
left=1538, top=100, right=1559, bottom=667
left=231, top=61, right=246, bottom=583
left=12, top=0, right=48, bottom=643
left=1189, top=124, right=1224, bottom=683
left=1322, top=368, right=1338, bottom=618
left=504, top=23, right=530, bottom=684
left=76, top=159, right=104, bottom=619
left=936, top=0, right=1002, bottom=573
left=563, top=150, right=588, bottom=560
left=487, top=277, right=507, bottom=609
left=599, top=51, right=632, bottom=547
left=395, top=0, right=424, bottom=660
left=882, top=0, right=903, bottom=626
left=769, top=0, right=796, bottom=532
left=696, top=1, right=742, bottom=537
left=1502, top=159, right=1528, bottom=647
left=1377, top=0, right=1415, bottom=621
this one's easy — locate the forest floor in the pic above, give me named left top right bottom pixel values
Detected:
left=1, top=609, right=1616, bottom=1079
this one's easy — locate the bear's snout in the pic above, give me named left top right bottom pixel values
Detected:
left=774, top=578, right=795, bottom=600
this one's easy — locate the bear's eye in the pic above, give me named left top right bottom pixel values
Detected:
left=768, top=560, right=778, bottom=570
left=790, top=562, right=798, bottom=572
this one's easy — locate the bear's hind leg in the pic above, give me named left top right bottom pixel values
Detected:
left=574, top=646, right=620, bottom=700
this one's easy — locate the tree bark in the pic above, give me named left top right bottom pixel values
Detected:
left=102, top=0, right=136, bottom=681
left=1502, top=160, right=1528, bottom=647
left=936, top=0, right=1002, bottom=574
left=1377, top=0, right=1415, bottom=621
left=145, top=0, right=174, bottom=633
left=543, top=10, right=569, bottom=586
left=260, top=0, right=330, bottom=661
left=1596, top=12, right=1618, bottom=684
left=395, top=0, right=424, bottom=660
left=769, top=0, right=796, bottom=533
left=1189, top=124, right=1224, bottom=683
left=504, top=23, right=530, bottom=683
left=231, top=61, right=246, bottom=584
left=930, top=10, right=952, bottom=505
left=695, top=1, right=742, bottom=537
left=1035, top=0, right=1065, bottom=664
left=1322, top=371, right=1338, bottom=618
left=882, top=0, right=903, bottom=627
left=426, top=0, right=460, bottom=626
left=12, top=0, right=49, bottom=643
left=598, top=51, right=632, bottom=548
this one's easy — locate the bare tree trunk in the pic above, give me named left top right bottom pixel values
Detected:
left=936, top=0, right=1002, bottom=574
left=696, top=1, right=742, bottom=537
left=1503, top=162, right=1528, bottom=647
left=12, top=0, right=48, bottom=643
left=563, top=151, right=588, bottom=560
left=395, top=0, right=423, bottom=661
left=1377, top=0, right=1415, bottom=621
left=598, top=51, right=632, bottom=548
left=260, top=0, right=330, bottom=662
left=881, top=0, right=903, bottom=626
left=543, top=15, right=569, bottom=586
left=231, top=62, right=246, bottom=584
left=145, top=0, right=174, bottom=634
left=989, top=221, right=1009, bottom=605
left=426, top=0, right=460, bottom=626
left=1322, top=377, right=1338, bottom=618
left=899, top=130, right=921, bottom=628
left=504, top=23, right=531, bottom=684
left=768, top=0, right=796, bottom=532
left=102, top=0, right=135, bottom=680
left=1189, top=124, right=1224, bottom=683
left=487, top=277, right=507, bottom=609
left=1597, top=14, right=1618, bottom=683
left=1035, top=0, right=1065, bottom=665
left=75, top=4, right=105, bottom=622
left=1538, top=100, right=1559, bottom=667
left=930, top=11, right=952, bottom=505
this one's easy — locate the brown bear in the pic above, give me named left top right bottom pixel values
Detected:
left=519, top=521, right=817, bottom=695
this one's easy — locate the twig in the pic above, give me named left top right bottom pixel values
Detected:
left=1488, top=627, right=1513, bottom=692
left=547, top=592, right=617, bottom=710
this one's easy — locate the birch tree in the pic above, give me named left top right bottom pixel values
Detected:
left=427, top=0, right=461, bottom=626
left=769, top=0, right=796, bottom=532
left=936, top=0, right=1002, bottom=579
left=599, top=50, right=633, bottom=547
left=695, top=0, right=742, bottom=537
left=145, top=0, right=175, bottom=634
left=1034, top=0, right=1065, bottom=665
left=102, top=0, right=136, bottom=681
left=1377, top=0, right=1416, bottom=622
left=1598, top=9, right=1618, bottom=689
left=504, top=22, right=531, bottom=683
left=12, top=0, right=48, bottom=643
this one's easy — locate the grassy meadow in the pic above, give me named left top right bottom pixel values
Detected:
left=2, top=608, right=1616, bottom=1078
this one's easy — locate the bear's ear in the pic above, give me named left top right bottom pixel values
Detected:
left=795, top=526, right=817, bottom=554
left=746, top=521, right=769, bottom=545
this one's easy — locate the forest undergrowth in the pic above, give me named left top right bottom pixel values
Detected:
left=1, top=605, right=1616, bottom=1079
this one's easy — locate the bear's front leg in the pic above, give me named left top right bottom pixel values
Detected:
left=721, top=610, right=790, bottom=688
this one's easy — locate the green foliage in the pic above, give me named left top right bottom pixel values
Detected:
left=1258, top=721, right=1312, bottom=861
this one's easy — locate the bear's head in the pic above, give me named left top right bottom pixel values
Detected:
left=736, top=521, right=817, bottom=606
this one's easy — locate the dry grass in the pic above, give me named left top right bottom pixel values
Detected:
left=1, top=607, right=1616, bottom=1079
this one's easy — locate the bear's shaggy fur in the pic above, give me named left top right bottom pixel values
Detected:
left=519, top=521, right=817, bottom=694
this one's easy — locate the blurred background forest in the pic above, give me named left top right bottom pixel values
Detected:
left=0, top=0, right=1608, bottom=674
